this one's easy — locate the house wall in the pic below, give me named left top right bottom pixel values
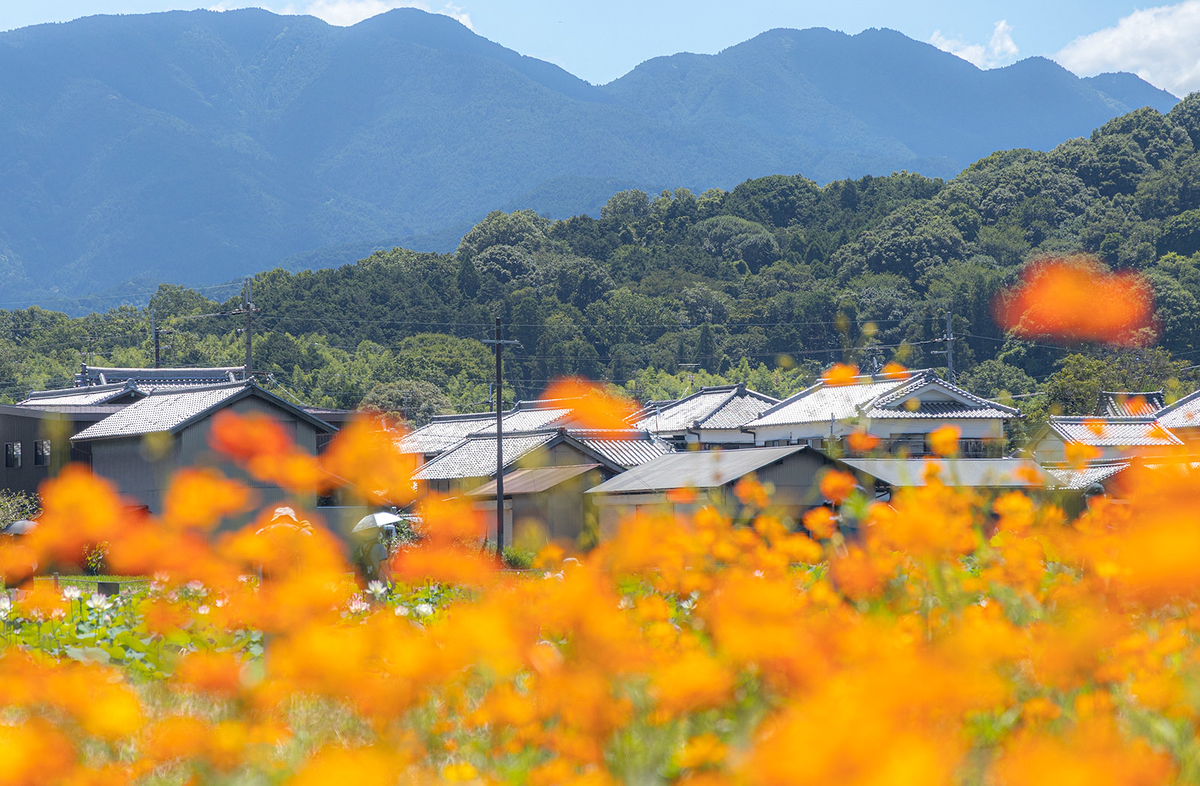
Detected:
left=593, top=489, right=725, bottom=540
left=0, top=410, right=86, bottom=497
left=88, top=434, right=179, bottom=512
left=685, top=429, right=757, bottom=448
left=750, top=418, right=1005, bottom=450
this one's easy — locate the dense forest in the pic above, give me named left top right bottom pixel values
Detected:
left=5, top=96, right=1200, bottom=433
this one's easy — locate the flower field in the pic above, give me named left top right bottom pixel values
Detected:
left=0, top=257, right=1196, bottom=785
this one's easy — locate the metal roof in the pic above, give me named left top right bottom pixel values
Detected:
left=70, top=382, right=334, bottom=442
left=1094, top=390, right=1164, bottom=418
left=413, top=432, right=558, bottom=481
left=465, top=464, right=602, bottom=497
left=746, top=371, right=1015, bottom=429
left=587, top=446, right=808, bottom=494
left=1048, top=417, right=1182, bottom=447
left=839, top=458, right=1053, bottom=488
left=76, top=364, right=245, bottom=387
left=1044, top=462, right=1131, bottom=491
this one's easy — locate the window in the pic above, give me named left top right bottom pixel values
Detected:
left=4, top=442, right=21, bottom=469
left=34, top=440, right=51, bottom=467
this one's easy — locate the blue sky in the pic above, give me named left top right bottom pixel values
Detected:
left=3, top=0, right=1199, bottom=94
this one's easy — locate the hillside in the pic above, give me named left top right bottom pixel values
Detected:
left=4, top=96, right=1200, bottom=435
left=0, top=8, right=1179, bottom=302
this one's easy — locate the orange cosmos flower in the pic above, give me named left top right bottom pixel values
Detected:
left=847, top=430, right=880, bottom=452
left=320, top=416, right=418, bottom=505
left=819, top=470, right=857, bottom=504
left=163, top=469, right=252, bottom=531
left=733, top=475, right=770, bottom=509
left=208, top=410, right=294, bottom=463
left=821, top=363, right=859, bottom=387
left=1065, top=441, right=1101, bottom=468
left=880, top=362, right=910, bottom=379
left=802, top=506, right=838, bottom=539
left=993, top=256, right=1154, bottom=345
left=542, top=377, right=637, bottom=431
left=173, top=651, right=245, bottom=698
left=928, top=425, right=961, bottom=457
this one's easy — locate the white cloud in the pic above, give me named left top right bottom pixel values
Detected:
left=1056, top=1, right=1200, bottom=96
left=929, top=19, right=1019, bottom=69
left=210, top=0, right=472, bottom=29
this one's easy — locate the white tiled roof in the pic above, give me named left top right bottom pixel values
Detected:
left=20, top=384, right=139, bottom=407
left=1044, top=462, right=1132, bottom=491
left=477, top=407, right=575, bottom=434
left=397, top=414, right=495, bottom=455
left=573, top=430, right=676, bottom=468
left=746, top=371, right=1016, bottom=429
left=413, top=433, right=556, bottom=481
left=1048, top=417, right=1182, bottom=447
left=636, top=385, right=779, bottom=433
left=1155, top=389, right=1200, bottom=430
left=1095, top=391, right=1164, bottom=417
left=71, top=383, right=248, bottom=441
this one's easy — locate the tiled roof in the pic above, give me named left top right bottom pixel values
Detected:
left=413, top=433, right=556, bottom=481
left=397, top=413, right=495, bottom=455
left=747, top=376, right=914, bottom=427
left=1048, top=417, right=1182, bottom=447
left=1155, top=388, right=1200, bottom=430
left=1044, top=462, right=1131, bottom=491
left=747, top=371, right=1016, bottom=429
left=76, top=365, right=245, bottom=387
left=1094, top=390, right=1164, bottom=417
left=634, top=388, right=734, bottom=432
left=573, top=430, right=675, bottom=468
left=19, top=383, right=143, bottom=407
left=477, top=406, right=575, bottom=434
left=71, top=383, right=249, bottom=441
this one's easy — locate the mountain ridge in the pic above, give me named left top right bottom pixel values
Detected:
left=0, top=8, right=1181, bottom=303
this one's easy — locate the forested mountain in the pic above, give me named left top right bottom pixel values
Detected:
left=4, top=96, right=1200, bottom=437
left=0, top=8, right=1176, bottom=302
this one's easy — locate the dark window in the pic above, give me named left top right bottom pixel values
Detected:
left=34, top=440, right=50, bottom=467
left=4, top=442, right=21, bottom=469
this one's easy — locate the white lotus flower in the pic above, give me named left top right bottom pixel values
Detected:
left=366, top=580, right=387, bottom=599
left=86, top=593, right=110, bottom=611
left=414, top=603, right=434, bottom=617
left=61, top=586, right=82, bottom=601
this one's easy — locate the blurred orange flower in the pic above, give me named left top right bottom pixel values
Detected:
left=821, top=363, right=859, bottom=387
left=847, top=430, right=880, bottom=453
left=543, top=377, right=637, bottom=431
left=819, top=470, right=857, bottom=504
left=929, top=425, right=961, bottom=457
left=993, top=257, right=1154, bottom=345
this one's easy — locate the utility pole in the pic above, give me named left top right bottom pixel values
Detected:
left=150, top=310, right=159, bottom=369
left=483, top=317, right=520, bottom=562
left=233, top=278, right=259, bottom=381
left=945, top=310, right=955, bottom=384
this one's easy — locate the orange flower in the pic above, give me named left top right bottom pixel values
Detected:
left=320, top=416, right=419, bottom=505
left=821, top=363, right=860, bottom=387
left=880, top=362, right=910, bottom=379
left=1084, top=418, right=1106, bottom=437
left=1065, top=441, right=1101, bottom=468
left=173, top=651, right=244, bottom=698
left=734, top=475, right=770, bottom=509
left=819, top=470, right=857, bottom=504
left=208, top=410, right=293, bottom=462
left=163, top=469, right=252, bottom=531
left=993, top=256, right=1154, bottom=345
left=802, top=506, right=838, bottom=539
left=542, top=377, right=637, bottom=431
left=928, top=425, right=961, bottom=457
left=847, top=430, right=880, bottom=453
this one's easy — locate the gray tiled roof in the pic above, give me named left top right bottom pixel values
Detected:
left=573, top=430, right=675, bottom=468
left=861, top=400, right=1016, bottom=419
left=747, top=376, right=914, bottom=427
left=634, top=385, right=777, bottom=432
left=1045, top=462, right=1132, bottom=491
left=398, top=413, right=495, bottom=455
left=71, top=383, right=248, bottom=441
left=413, top=432, right=556, bottom=481
left=1155, top=389, right=1200, bottom=430
left=77, top=364, right=245, bottom=387
left=477, top=406, right=575, bottom=434
left=1094, top=390, right=1164, bottom=417
left=19, top=383, right=142, bottom=407
left=1048, top=417, right=1182, bottom=447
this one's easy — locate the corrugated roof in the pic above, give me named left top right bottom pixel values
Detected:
left=1044, top=462, right=1131, bottom=491
left=1094, top=391, right=1164, bottom=417
left=840, top=458, right=1053, bottom=488
left=1049, top=417, right=1182, bottom=447
left=71, top=383, right=249, bottom=441
left=413, top=433, right=557, bottom=481
left=587, top=446, right=807, bottom=494
left=466, top=464, right=602, bottom=497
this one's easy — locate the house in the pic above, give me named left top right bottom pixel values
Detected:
left=632, top=383, right=779, bottom=448
left=70, top=381, right=335, bottom=518
left=2, top=365, right=259, bottom=498
left=586, top=445, right=831, bottom=536
left=413, top=428, right=673, bottom=544
left=743, top=370, right=1017, bottom=456
left=1152, top=389, right=1200, bottom=443
left=1029, top=416, right=1182, bottom=463
left=397, top=399, right=580, bottom=462
left=1093, top=390, right=1165, bottom=417
left=835, top=457, right=1055, bottom=502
